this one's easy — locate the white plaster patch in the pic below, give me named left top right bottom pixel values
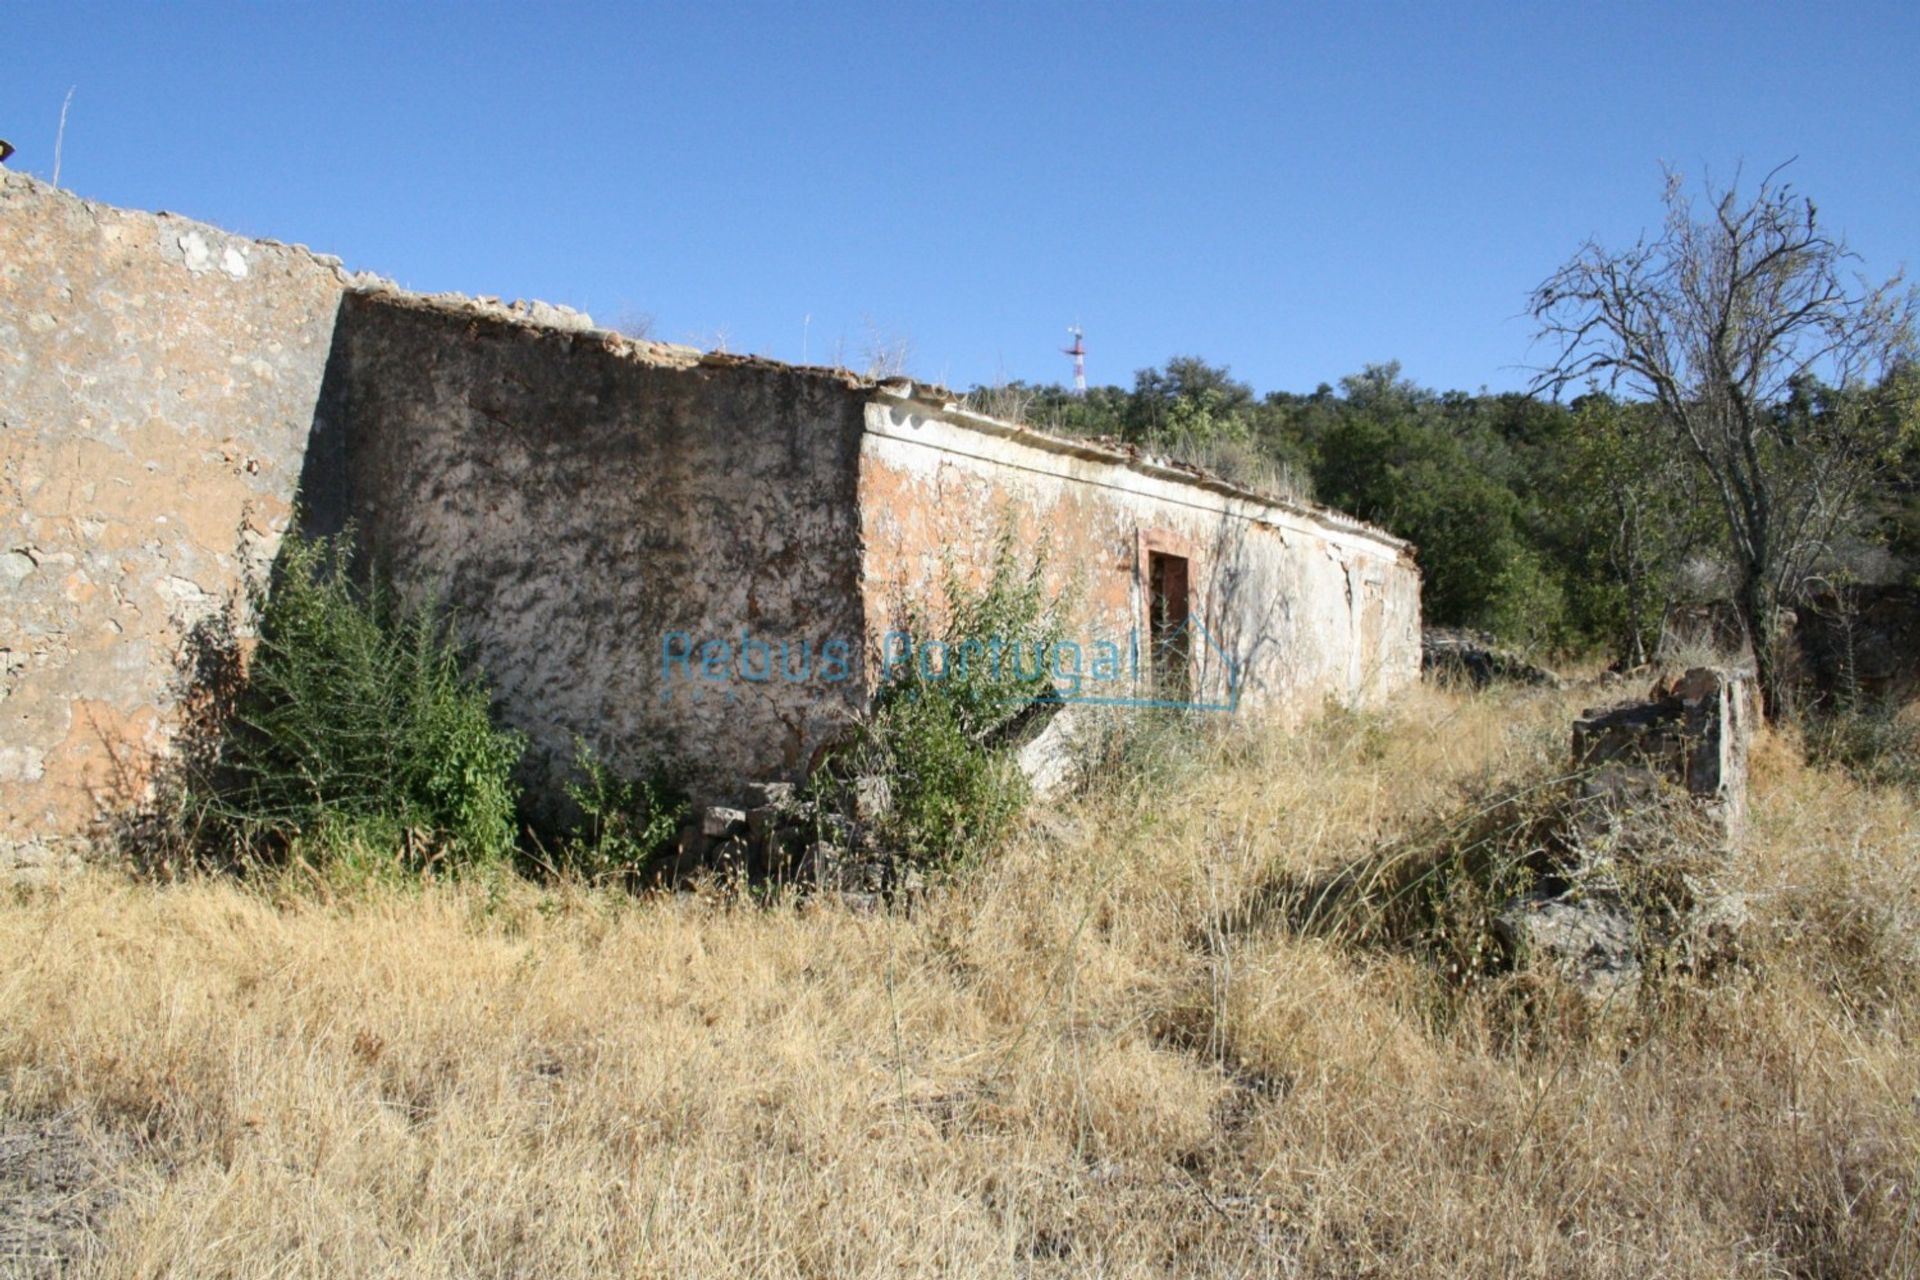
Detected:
left=178, top=231, right=213, bottom=273
left=0, top=746, right=47, bottom=783
left=158, top=575, right=218, bottom=628
left=222, top=246, right=249, bottom=278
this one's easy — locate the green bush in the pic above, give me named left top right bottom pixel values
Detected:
left=554, top=740, right=687, bottom=883
left=859, top=690, right=1031, bottom=870
left=1313, top=408, right=1578, bottom=645
left=192, top=528, right=525, bottom=872
left=831, top=528, right=1071, bottom=871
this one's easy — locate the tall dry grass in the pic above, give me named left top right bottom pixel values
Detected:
left=2, top=682, right=1916, bottom=1277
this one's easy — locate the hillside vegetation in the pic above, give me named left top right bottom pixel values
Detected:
left=971, top=357, right=1919, bottom=664
left=5, top=682, right=1917, bottom=1278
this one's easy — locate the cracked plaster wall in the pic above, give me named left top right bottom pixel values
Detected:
left=857, top=398, right=1421, bottom=716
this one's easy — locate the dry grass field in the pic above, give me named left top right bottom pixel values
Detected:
left=3, top=682, right=1917, bottom=1277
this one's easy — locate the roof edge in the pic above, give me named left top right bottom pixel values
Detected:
left=0, top=171, right=1412, bottom=558
left=867, top=384, right=1414, bottom=558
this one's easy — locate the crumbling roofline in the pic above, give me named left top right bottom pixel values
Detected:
left=0, top=173, right=1413, bottom=557
left=869, top=387, right=1414, bottom=560
left=345, top=283, right=1411, bottom=562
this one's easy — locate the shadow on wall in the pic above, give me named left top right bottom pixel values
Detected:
left=260, top=290, right=876, bottom=816
left=292, top=295, right=358, bottom=547
left=1199, top=511, right=1283, bottom=706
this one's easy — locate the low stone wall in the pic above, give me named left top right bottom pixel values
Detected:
left=1573, top=666, right=1757, bottom=842
left=1503, top=667, right=1757, bottom=995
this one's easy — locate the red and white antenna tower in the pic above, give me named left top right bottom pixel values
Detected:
left=1064, top=324, right=1087, bottom=396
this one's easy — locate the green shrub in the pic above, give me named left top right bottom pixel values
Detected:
left=554, top=740, right=687, bottom=883
left=859, top=690, right=1031, bottom=870
left=830, top=527, right=1072, bottom=871
left=192, top=527, right=524, bottom=872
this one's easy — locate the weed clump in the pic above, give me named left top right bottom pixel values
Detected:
left=552, top=741, right=687, bottom=885
left=1271, top=752, right=1732, bottom=1010
left=1803, top=698, right=1920, bottom=795
left=183, top=528, right=524, bottom=874
left=1064, top=705, right=1219, bottom=798
left=826, top=529, right=1071, bottom=872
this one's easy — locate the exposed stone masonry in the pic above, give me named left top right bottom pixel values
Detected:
left=3, top=171, right=1423, bottom=877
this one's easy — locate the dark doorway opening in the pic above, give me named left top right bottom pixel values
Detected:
left=1148, top=551, right=1191, bottom=701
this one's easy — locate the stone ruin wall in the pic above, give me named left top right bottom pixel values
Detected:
left=0, top=173, right=886, bottom=852
left=321, top=293, right=875, bottom=810
left=857, top=394, right=1421, bottom=715
left=2, top=171, right=1424, bottom=871
left=1, top=172, right=349, bottom=874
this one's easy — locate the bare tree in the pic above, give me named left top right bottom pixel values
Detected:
left=1531, top=166, right=1917, bottom=716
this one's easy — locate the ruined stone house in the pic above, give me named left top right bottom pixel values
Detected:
left=1, top=171, right=1421, bottom=870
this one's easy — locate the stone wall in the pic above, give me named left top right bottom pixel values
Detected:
left=1573, top=666, right=1757, bottom=843
left=3, top=173, right=1425, bottom=864
left=0, top=173, right=348, bottom=873
left=856, top=390, right=1421, bottom=714
left=320, top=292, right=875, bottom=808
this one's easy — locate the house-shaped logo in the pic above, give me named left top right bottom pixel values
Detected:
left=1132, top=612, right=1244, bottom=713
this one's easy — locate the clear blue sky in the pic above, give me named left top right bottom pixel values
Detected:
left=7, top=2, right=1915, bottom=396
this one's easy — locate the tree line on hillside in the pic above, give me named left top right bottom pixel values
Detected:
left=965, top=171, right=1919, bottom=708
left=967, top=361, right=1716, bottom=658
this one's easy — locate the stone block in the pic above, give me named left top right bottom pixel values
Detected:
left=1496, top=890, right=1639, bottom=997
left=1012, top=703, right=1082, bottom=800
left=740, top=781, right=797, bottom=810
left=852, top=776, right=891, bottom=823
left=701, top=806, right=747, bottom=838
left=1572, top=666, right=1753, bottom=843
